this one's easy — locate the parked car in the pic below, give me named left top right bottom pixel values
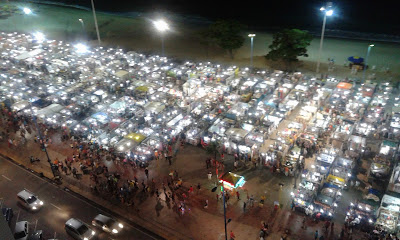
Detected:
left=17, top=190, right=43, bottom=211
left=65, top=218, right=95, bottom=240
left=2, top=207, right=13, bottom=225
left=92, top=214, right=123, bottom=234
left=14, top=221, right=29, bottom=240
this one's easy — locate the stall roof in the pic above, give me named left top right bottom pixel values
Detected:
left=15, top=48, right=43, bottom=60
left=114, top=70, right=129, bottom=78
left=125, top=133, right=146, bottom=143
left=144, top=102, right=165, bottom=114
left=219, top=172, right=246, bottom=188
left=226, top=128, right=249, bottom=139
left=381, top=194, right=400, bottom=212
left=36, top=103, right=64, bottom=117
left=336, top=82, right=353, bottom=90
left=316, top=153, right=335, bottom=165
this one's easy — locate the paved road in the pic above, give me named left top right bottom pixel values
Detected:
left=0, top=156, right=157, bottom=240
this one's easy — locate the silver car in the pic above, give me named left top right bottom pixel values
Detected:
left=14, top=221, right=29, bottom=240
left=17, top=190, right=43, bottom=211
left=92, top=214, right=123, bottom=234
left=65, top=218, right=95, bottom=240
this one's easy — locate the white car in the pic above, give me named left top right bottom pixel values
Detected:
left=17, top=190, right=43, bottom=211
left=14, top=221, right=29, bottom=240
left=65, top=218, right=95, bottom=240
left=92, top=214, right=123, bottom=234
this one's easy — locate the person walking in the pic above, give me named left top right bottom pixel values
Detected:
left=145, top=167, right=149, bottom=179
left=234, top=160, right=238, bottom=170
left=330, top=222, right=335, bottom=233
left=236, top=191, right=240, bottom=200
left=325, top=220, right=330, bottom=232
left=301, top=216, right=306, bottom=229
left=204, top=199, right=208, bottom=209
left=243, top=201, right=247, bottom=212
left=207, top=172, right=212, bottom=180
left=314, top=230, right=318, bottom=240
left=229, top=230, right=235, bottom=240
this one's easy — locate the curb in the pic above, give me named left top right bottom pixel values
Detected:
left=0, top=152, right=191, bottom=240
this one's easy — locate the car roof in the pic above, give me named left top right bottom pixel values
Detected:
left=94, top=214, right=111, bottom=223
left=17, top=190, right=34, bottom=199
left=66, top=218, right=84, bottom=229
left=15, top=221, right=28, bottom=232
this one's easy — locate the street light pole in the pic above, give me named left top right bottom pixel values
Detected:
left=90, top=0, right=101, bottom=44
left=316, top=14, right=326, bottom=74
left=161, top=34, right=165, bottom=57
left=362, top=44, right=374, bottom=84
left=248, top=34, right=256, bottom=70
left=223, top=188, right=227, bottom=240
left=316, top=3, right=333, bottom=74
left=78, top=19, right=85, bottom=32
left=28, top=100, right=57, bottom=178
left=153, top=20, right=169, bottom=57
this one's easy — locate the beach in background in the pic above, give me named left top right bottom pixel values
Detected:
left=1, top=1, right=399, bottom=78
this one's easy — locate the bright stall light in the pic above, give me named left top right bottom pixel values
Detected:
left=33, top=32, right=45, bottom=43
left=326, top=10, right=333, bottom=16
left=74, top=43, right=89, bottom=53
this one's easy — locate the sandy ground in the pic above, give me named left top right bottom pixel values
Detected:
left=1, top=2, right=400, bottom=79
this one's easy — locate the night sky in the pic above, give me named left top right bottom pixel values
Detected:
left=38, top=0, right=400, bottom=34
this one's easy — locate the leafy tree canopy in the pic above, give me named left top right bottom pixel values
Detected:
left=208, top=20, right=245, bottom=58
left=266, top=29, right=313, bottom=63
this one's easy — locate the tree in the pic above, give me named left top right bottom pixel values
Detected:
left=206, top=141, right=220, bottom=160
left=208, top=20, right=245, bottom=59
left=265, top=29, right=313, bottom=71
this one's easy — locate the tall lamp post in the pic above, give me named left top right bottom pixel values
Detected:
left=153, top=20, right=169, bottom=57
left=28, top=99, right=57, bottom=178
left=362, top=44, right=374, bottom=84
left=22, top=7, right=33, bottom=32
left=212, top=185, right=231, bottom=240
left=248, top=34, right=256, bottom=70
left=78, top=19, right=85, bottom=31
left=90, top=0, right=101, bottom=44
left=316, top=2, right=333, bottom=74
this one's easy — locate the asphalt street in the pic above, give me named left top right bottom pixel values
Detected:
left=0, top=156, right=157, bottom=240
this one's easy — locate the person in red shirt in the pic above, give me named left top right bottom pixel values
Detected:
left=230, top=230, right=235, bottom=239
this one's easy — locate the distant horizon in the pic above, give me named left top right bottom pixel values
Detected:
left=25, top=0, right=400, bottom=36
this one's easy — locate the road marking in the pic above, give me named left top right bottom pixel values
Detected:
left=51, top=203, right=62, bottom=210
left=16, top=210, right=21, bottom=222
left=34, top=219, right=38, bottom=232
left=1, top=175, right=11, bottom=181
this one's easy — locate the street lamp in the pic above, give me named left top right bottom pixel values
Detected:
left=212, top=185, right=231, bottom=240
left=248, top=34, right=256, bottom=69
left=90, top=0, right=101, bottom=44
left=78, top=18, right=85, bottom=31
left=153, top=19, right=169, bottom=57
left=316, top=2, right=333, bottom=74
left=362, top=44, right=374, bottom=84
left=28, top=99, right=57, bottom=179
left=23, top=7, right=32, bottom=15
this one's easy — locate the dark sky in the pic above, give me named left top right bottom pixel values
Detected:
left=43, top=0, right=400, bottom=34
